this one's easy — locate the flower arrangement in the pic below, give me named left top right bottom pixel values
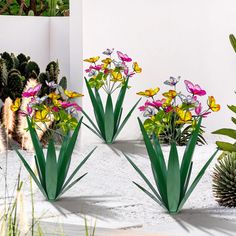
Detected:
left=83, top=49, right=142, bottom=143
left=137, top=77, right=220, bottom=145
left=14, top=82, right=96, bottom=201
left=124, top=117, right=218, bottom=214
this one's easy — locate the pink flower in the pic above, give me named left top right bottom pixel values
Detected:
left=59, top=101, right=75, bottom=108
left=146, top=100, right=163, bottom=108
left=85, top=65, right=102, bottom=73
left=117, top=51, right=132, bottom=62
left=18, top=104, right=33, bottom=117
left=166, top=106, right=173, bottom=113
left=52, top=106, right=59, bottom=112
left=184, top=80, right=206, bottom=96
left=22, top=84, right=42, bottom=97
left=195, top=103, right=211, bottom=117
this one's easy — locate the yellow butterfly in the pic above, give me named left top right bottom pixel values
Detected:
left=11, top=98, right=21, bottom=112
left=176, top=108, right=192, bottom=123
left=102, top=58, right=112, bottom=64
left=163, top=90, right=177, bottom=98
left=137, top=88, right=160, bottom=97
left=64, top=90, right=84, bottom=98
left=48, top=92, right=60, bottom=100
left=208, top=96, right=220, bottom=112
left=34, top=110, right=49, bottom=122
left=133, top=62, right=142, bottom=73
left=84, top=56, right=100, bottom=63
left=111, top=71, right=123, bottom=82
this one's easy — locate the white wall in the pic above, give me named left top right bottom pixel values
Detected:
left=82, top=0, right=236, bottom=141
left=0, top=16, right=70, bottom=79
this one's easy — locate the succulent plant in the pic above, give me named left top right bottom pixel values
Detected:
left=212, top=152, right=236, bottom=207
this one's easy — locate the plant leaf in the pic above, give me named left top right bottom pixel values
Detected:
left=105, top=94, right=114, bottom=143
left=57, top=118, right=82, bottom=194
left=26, top=117, right=46, bottom=187
left=113, top=78, right=129, bottom=129
left=215, top=141, right=236, bottom=152
left=228, top=105, right=236, bottom=114
left=112, top=98, right=141, bottom=142
left=82, top=122, right=102, bottom=139
left=133, top=182, right=165, bottom=209
left=46, top=139, right=58, bottom=200
left=138, top=118, right=168, bottom=206
left=15, top=149, right=47, bottom=198
left=123, top=153, right=163, bottom=204
left=62, top=147, right=96, bottom=191
left=167, top=142, right=181, bottom=212
left=180, top=117, right=202, bottom=198
left=178, top=149, right=218, bottom=212
left=84, top=77, right=105, bottom=138
left=212, top=128, right=236, bottom=140
left=59, top=173, right=88, bottom=198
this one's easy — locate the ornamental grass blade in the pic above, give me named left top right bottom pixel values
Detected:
left=84, top=78, right=105, bottom=137
left=34, top=155, right=45, bottom=189
left=228, top=105, right=236, bottom=113
left=59, top=173, right=88, bottom=198
left=138, top=118, right=168, bottom=206
left=27, top=117, right=46, bottom=186
left=95, top=88, right=105, bottom=115
left=215, top=141, right=236, bottom=152
left=183, top=161, right=193, bottom=196
left=82, top=110, right=102, bottom=137
left=153, top=134, right=167, bottom=177
left=82, top=122, right=102, bottom=139
left=180, top=117, right=202, bottom=196
left=57, top=119, right=82, bottom=193
left=231, top=117, right=236, bottom=125
left=212, top=128, right=236, bottom=140
left=178, top=149, right=218, bottom=212
left=123, top=153, right=163, bottom=204
left=46, top=139, right=58, bottom=200
left=167, top=142, right=181, bottom=213
left=15, top=149, right=47, bottom=198
left=133, top=182, right=165, bottom=209
left=105, top=94, right=114, bottom=143
left=112, top=98, right=141, bottom=142
left=62, top=147, right=96, bottom=191
left=113, top=78, right=129, bottom=127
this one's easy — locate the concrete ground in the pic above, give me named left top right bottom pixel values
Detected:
left=0, top=140, right=236, bottom=236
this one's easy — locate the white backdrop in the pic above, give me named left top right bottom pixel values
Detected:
left=82, top=0, right=236, bottom=141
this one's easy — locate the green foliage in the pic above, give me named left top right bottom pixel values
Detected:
left=213, top=104, right=236, bottom=152
left=230, top=34, right=236, bottom=53
left=124, top=117, right=218, bottom=213
left=83, top=77, right=141, bottom=144
left=0, top=0, right=69, bottom=16
left=212, top=151, right=236, bottom=207
left=15, top=117, right=96, bottom=201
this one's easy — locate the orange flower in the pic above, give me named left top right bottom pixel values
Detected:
left=208, top=96, right=220, bottom=112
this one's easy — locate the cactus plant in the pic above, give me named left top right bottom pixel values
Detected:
left=0, top=51, right=68, bottom=150
left=212, top=152, right=236, bottom=207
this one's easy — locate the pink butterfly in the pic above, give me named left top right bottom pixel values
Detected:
left=22, top=84, right=42, bottom=97
left=195, top=102, right=211, bottom=117
left=117, top=51, right=132, bottom=62
left=184, top=80, right=206, bottom=96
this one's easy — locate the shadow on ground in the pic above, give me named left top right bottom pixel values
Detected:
left=51, top=195, right=120, bottom=220
left=172, top=208, right=236, bottom=236
left=108, top=140, right=148, bottom=157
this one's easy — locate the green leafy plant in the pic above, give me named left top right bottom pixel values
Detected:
left=83, top=50, right=142, bottom=144
left=212, top=102, right=236, bottom=152
left=15, top=117, right=96, bottom=201
left=0, top=0, right=69, bottom=16
left=124, top=117, right=218, bottom=214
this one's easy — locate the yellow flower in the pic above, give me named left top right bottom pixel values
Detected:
left=84, top=56, right=100, bottom=63
left=163, top=90, right=177, bottom=98
left=34, top=110, right=49, bottom=122
left=48, top=92, right=60, bottom=100
left=208, top=96, right=220, bottom=112
left=11, top=98, right=21, bottom=112
left=64, top=90, right=84, bottom=98
left=176, top=108, right=192, bottom=123
left=137, top=88, right=160, bottom=97
left=133, top=62, right=142, bottom=73
left=111, top=71, right=123, bottom=82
